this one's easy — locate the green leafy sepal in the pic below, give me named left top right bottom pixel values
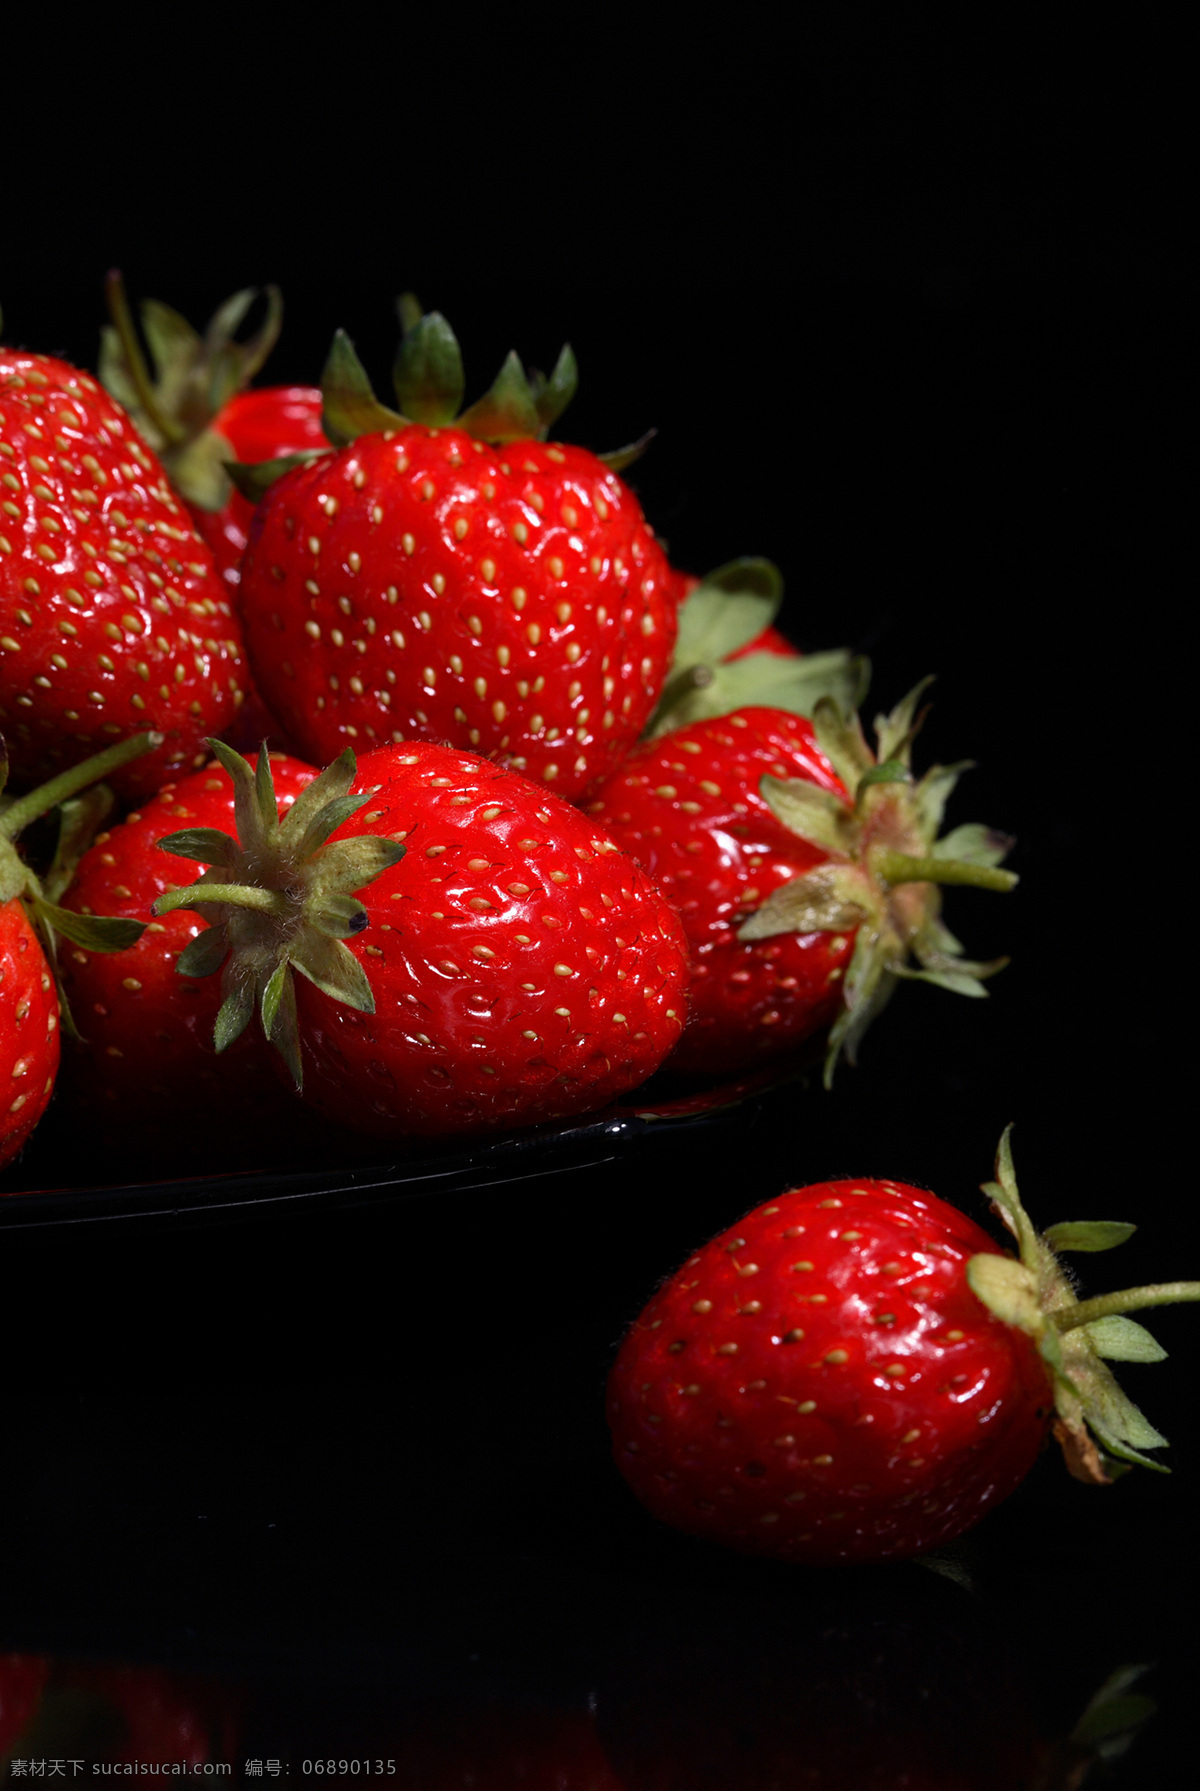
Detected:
left=966, top=1128, right=1200, bottom=1485
left=150, top=741, right=405, bottom=1089
left=736, top=680, right=1017, bottom=1083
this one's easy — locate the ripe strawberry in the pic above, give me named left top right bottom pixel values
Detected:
left=234, top=308, right=676, bottom=800
left=589, top=684, right=1015, bottom=1080
left=0, top=732, right=151, bottom=1175
left=153, top=738, right=690, bottom=1138
left=56, top=747, right=324, bottom=1170
left=608, top=1131, right=1200, bottom=1567
left=99, top=274, right=327, bottom=591
left=0, top=345, right=247, bottom=799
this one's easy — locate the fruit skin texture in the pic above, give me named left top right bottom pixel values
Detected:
left=290, top=741, right=690, bottom=1137
left=238, top=425, right=676, bottom=801
left=589, top=707, right=852, bottom=1073
left=607, top=1176, right=1053, bottom=1566
left=0, top=352, right=247, bottom=799
left=0, top=899, right=60, bottom=1173
left=188, top=384, right=326, bottom=591
left=58, top=752, right=319, bottom=1155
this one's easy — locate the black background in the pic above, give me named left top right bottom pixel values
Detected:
left=1, top=13, right=1193, bottom=1783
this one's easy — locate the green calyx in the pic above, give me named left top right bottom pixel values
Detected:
left=967, top=1127, right=1200, bottom=1484
left=645, top=559, right=871, bottom=736
left=0, top=732, right=158, bottom=1034
left=150, top=741, right=405, bottom=1088
left=100, top=271, right=284, bottom=511
left=736, top=678, right=1018, bottom=1085
left=228, top=292, right=647, bottom=499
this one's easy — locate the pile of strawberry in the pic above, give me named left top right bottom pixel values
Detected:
left=2, top=281, right=1196, bottom=1583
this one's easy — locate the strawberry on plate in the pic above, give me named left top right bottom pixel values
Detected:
left=589, top=682, right=1015, bottom=1081
left=233, top=304, right=677, bottom=800
left=151, top=738, right=690, bottom=1139
left=99, top=273, right=327, bottom=592
left=608, top=1130, right=1200, bottom=1566
left=0, top=343, right=247, bottom=799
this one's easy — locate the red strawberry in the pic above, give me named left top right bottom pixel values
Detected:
left=0, top=732, right=151, bottom=1176
left=99, top=274, right=327, bottom=592
left=589, top=685, right=1015, bottom=1080
left=234, top=308, right=676, bottom=800
left=0, top=345, right=248, bottom=799
left=57, top=748, right=325, bottom=1170
left=152, top=738, right=690, bottom=1138
left=608, top=1131, right=1200, bottom=1566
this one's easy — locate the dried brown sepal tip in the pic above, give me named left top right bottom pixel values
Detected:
left=151, top=741, right=404, bottom=1088
left=736, top=678, right=1017, bottom=1085
left=967, top=1126, right=1200, bottom=1485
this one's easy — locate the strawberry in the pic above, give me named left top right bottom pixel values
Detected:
left=56, top=747, right=326, bottom=1171
left=233, top=304, right=677, bottom=800
left=99, top=273, right=327, bottom=592
left=1, top=1656, right=239, bottom=1768
left=0, top=732, right=152, bottom=1175
left=589, top=683, right=1015, bottom=1080
left=152, top=738, right=690, bottom=1138
left=607, top=1131, right=1200, bottom=1567
left=0, top=343, right=248, bottom=799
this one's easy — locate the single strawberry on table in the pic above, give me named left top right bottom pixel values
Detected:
left=0, top=331, right=248, bottom=799
left=233, top=302, right=677, bottom=800
left=99, top=272, right=328, bottom=593
left=608, top=1129, right=1200, bottom=1567
left=149, top=737, right=690, bottom=1139
left=589, top=681, right=1016, bottom=1081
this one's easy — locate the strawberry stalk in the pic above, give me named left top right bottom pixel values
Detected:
left=869, top=848, right=1018, bottom=893
left=968, top=1128, right=1200, bottom=1483
left=0, top=730, right=162, bottom=840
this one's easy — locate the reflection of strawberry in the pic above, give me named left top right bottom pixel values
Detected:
left=609, top=1132, right=1200, bottom=1567
left=153, top=739, right=690, bottom=1139
left=60, top=1662, right=240, bottom=1767
left=0, top=1652, right=50, bottom=1755
left=99, top=274, right=327, bottom=592
left=0, top=345, right=246, bottom=799
left=394, top=1705, right=625, bottom=1789
left=236, top=311, right=676, bottom=799
left=591, top=684, right=1014, bottom=1080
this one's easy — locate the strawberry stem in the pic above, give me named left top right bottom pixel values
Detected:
left=153, top=883, right=292, bottom=919
left=1052, top=1282, right=1200, bottom=1332
left=0, top=731, right=161, bottom=839
left=104, top=271, right=187, bottom=447
left=870, top=848, right=1018, bottom=893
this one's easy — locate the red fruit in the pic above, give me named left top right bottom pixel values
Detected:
left=0, top=897, right=60, bottom=1172
left=58, top=1662, right=240, bottom=1767
left=607, top=1133, right=1200, bottom=1566
left=590, top=688, right=1015, bottom=1079
left=395, top=1705, right=625, bottom=1789
left=0, top=731, right=152, bottom=1177
left=0, top=350, right=247, bottom=799
left=189, top=384, right=326, bottom=591
left=153, top=739, right=690, bottom=1139
left=236, top=318, right=676, bottom=801
left=58, top=750, right=320, bottom=1159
